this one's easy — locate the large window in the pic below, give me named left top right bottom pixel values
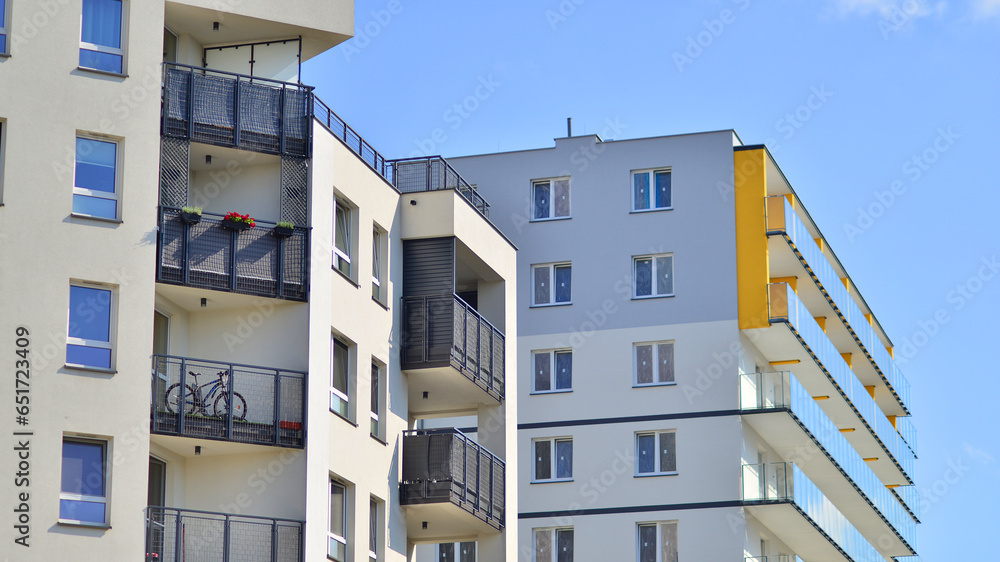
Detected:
left=60, top=438, right=109, bottom=526
left=532, top=263, right=572, bottom=306
left=370, top=359, right=385, bottom=439
left=532, top=349, right=572, bottom=393
left=638, top=521, right=678, bottom=562
left=534, top=528, right=574, bottom=562
left=634, top=342, right=674, bottom=386
left=533, top=437, right=573, bottom=482
left=633, top=254, right=673, bottom=298
left=328, top=480, right=348, bottom=562
left=632, top=169, right=671, bottom=211
left=67, top=283, right=115, bottom=370
left=330, top=336, right=352, bottom=419
left=0, top=1, right=8, bottom=55
left=532, top=178, right=570, bottom=220
left=79, top=0, right=125, bottom=74
left=438, top=542, right=476, bottom=562
left=73, top=136, right=120, bottom=220
left=334, top=198, right=354, bottom=278
left=636, top=431, right=676, bottom=476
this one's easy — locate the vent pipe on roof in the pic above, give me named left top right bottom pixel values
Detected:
left=567, top=117, right=573, bottom=137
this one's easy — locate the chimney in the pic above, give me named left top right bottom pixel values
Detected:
left=567, top=117, right=573, bottom=137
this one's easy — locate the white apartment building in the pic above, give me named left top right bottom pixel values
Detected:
left=0, top=1, right=517, bottom=561
left=448, top=132, right=919, bottom=561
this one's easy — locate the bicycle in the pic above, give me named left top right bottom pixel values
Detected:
left=164, top=369, right=247, bottom=420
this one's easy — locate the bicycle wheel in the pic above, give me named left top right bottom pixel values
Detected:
left=214, top=391, right=247, bottom=421
left=165, top=384, right=197, bottom=415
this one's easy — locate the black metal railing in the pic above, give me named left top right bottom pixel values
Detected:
left=401, top=294, right=504, bottom=402
left=156, top=206, right=309, bottom=301
left=390, top=157, right=491, bottom=218
left=150, top=354, right=306, bottom=448
left=145, top=506, right=304, bottom=562
left=312, top=95, right=392, bottom=179
left=162, top=62, right=314, bottom=157
left=400, top=429, right=504, bottom=531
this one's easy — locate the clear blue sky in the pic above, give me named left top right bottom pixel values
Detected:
left=304, top=1, right=998, bottom=557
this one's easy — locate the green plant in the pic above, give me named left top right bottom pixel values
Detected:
left=223, top=212, right=256, bottom=228
left=276, top=221, right=295, bottom=229
left=181, top=206, right=203, bottom=215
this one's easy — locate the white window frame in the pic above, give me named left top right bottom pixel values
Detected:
left=66, top=281, right=116, bottom=371
left=371, top=225, right=385, bottom=302
left=330, top=335, right=352, bottom=420
left=636, top=521, right=678, bottom=562
left=533, top=527, right=574, bottom=562
left=437, top=541, right=477, bottom=562
left=59, top=437, right=110, bottom=526
left=631, top=168, right=672, bottom=212
left=368, top=497, right=380, bottom=562
left=334, top=197, right=354, bottom=278
left=532, top=437, right=573, bottom=483
left=531, top=349, right=573, bottom=394
left=73, top=134, right=122, bottom=221
left=78, top=0, right=127, bottom=74
left=635, top=431, right=677, bottom=477
left=531, top=177, right=571, bottom=221
left=328, top=479, right=348, bottom=562
left=0, top=0, right=9, bottom=55
left=369, top=359, right=385, bottom=439
left=633, top=254, right=674, bottom=299
left=633, top=341, right=675, bottom=387
left=531, top=263, right=572, bottom=306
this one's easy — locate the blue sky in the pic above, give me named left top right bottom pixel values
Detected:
left=304, top=1, right=999, bottom=557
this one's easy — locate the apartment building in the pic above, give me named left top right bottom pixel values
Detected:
left=448, top=132, right=919, bottom=561
left=0, top=1, right=516, bottom=561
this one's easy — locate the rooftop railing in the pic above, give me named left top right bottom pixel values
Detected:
left=312, top=96, right=392, bottom=179
left=145, top=506, right=303, bottom=562
left=390, top=157, right=491, bottom=218
left=745, top=557, right=804, bottom=562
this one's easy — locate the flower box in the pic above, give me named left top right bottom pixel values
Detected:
left=221, top=219, right=253, bottom=232
left=273, top=225, right=295, bottom=238
left=180, top=212, right=202, bottom=225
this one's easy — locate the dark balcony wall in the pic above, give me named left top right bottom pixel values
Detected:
left=403, top=237, right=455, bottom=297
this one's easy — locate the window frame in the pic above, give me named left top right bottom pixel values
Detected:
left=66, top=282, right=116, bottom=372
left=531, top=349, right=573, bottom=394
left=73, top=134, right=123, bottom=221
left=0, top=0, right=9, bottom=56
left=328, top=479, right=348, bottom=562
left=78, top=0, right=128, bottom=75
left=636, top=521, right=678, bottom=562
left=635, top=431, right=677, bottom=477
left=531, top=177, right=571, bottom=221
left=631, top=168, right=672, bottom=212
left=437, top=541, right=477, bottom=562
left=632, top=341, right=675, bottom=387
left=369, top=358, right=386, bottom=440
left=330, top=335, right=353, bottom=421
left=333, top=197, right=355, bottom=279
left=59, top=437, right=110, bottom=527
left=368, top=496, right=381, bottom=562
left=531, top=262, right=572, bottom=307
left=532, top=437, right=573, bottom=483
left=371, top=225, right=386, bottom=303
left=632, top=254, right=674, bottom=299
left=533, top=527, right=574, bottom=562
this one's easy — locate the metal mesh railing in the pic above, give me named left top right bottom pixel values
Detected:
left=159, top=137, right=190, bottom=208
left=145, top=506, right=304, bottom=562
left=389, top=157, right=491, bottom=218
left=157, top=206, right=308, bottom=301
left=162, top=63, right=313, bottom=158
left=400, top=429, right=505, bottom=530
left=150, top=354, right=305, bottom=448
left=312, top=96, right=391, bottom=178
left=280, top=156, right=309, bottom=227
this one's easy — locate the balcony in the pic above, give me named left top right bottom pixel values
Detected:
left=162, top=63, right=313, bottom=157
left=156, top=207, right=309, bottom=302
left=150, top=355, right=306, bottom=448
left=401, top=294, right=504, bottom=413
left=765, top=282, right=915, bottom=484
left=742, top=462, right=882, bottom=562
left=390, top=157, right=491, bottom=218
left=145, top=507, right=303, bottom=562
left=400, top=429, right=505, bottom=539
left=767, top=195, right=912, bottom=414
left=313, top=96, right=391, bottom=179
left=741, top=371, right=917, bottom=555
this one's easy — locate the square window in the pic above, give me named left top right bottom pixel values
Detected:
left=79, top=0, right=125, bottom=74
left=532, top=263, right=571, bottom=306
left=73, top=136, right=121, bottom=220
left=636, top=432, right=676, bottom=476
left=331, top=336, right=352, bottom=420
left=532, top=178, right=570, bottom=220
left=60, top=438, right=108, bottom=526
left=634, top=254, right=673, bottom=298
left=328, top=480, right=348, bottom=562
left=534, top=528, right=574, bottom=562
left=532, top=350, right=572, bottom=393
left=632, top=169, right=671, bottom=211
left=634, top=342, right=674, bottom=386
left=637, top=521, right=678, bottom=562
left=67, top=283, right=115, bottom=370
left=438, top=541, right=477, bottom=562
left=334, top=198, right=354, bottom=278
left=533, top=438, right=573, bottom=482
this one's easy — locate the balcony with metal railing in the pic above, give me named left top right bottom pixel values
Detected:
left=150, top=354, right=306, bottom=448
left=401, top=429, right=505, bottom=540
left=145, top=506, right=303, bottom=562
left=391, top=157, right=491, bottom=218
left=156, top=206, right=309, bottom=302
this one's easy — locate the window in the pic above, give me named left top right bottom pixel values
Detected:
left=532, top=263, right=571, bottom=306
left=532, top=350, right=572, bottom=393
left=79, top=0, right=125, bottom=74
left=370, top=359, right=385, bottom=439
left=330, top=336, right=351, bottom=419
left=328, top=480, right=347, bottom=562
left=632, top=169, right=671, bottom=211
left=532, top=178, right=570, bottom=220
left=368, top=497, right=380, bottom=562
left=67, top=283, right=115, bottom=370
left=636, top=431, right=676, bottom=476
left=73, top=135, right=120, bottom=220
left=334, top=198, right=353, bottom=278
left=371, top=226, right=385, bottom=302
left=634, top=342, right=674, bottom=386
left=637, top=521, right=678, bottom=562
left=0, top=1, right=8, bottom=54
left=438, top=542, right=476, bottom=562
left=633, top=254, right=673, bottom=298
left=534, top=528, right=573, bottom=562
left=60, top=438, right=108, bottom=526
left=533, top=438, right=573, bottom=482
